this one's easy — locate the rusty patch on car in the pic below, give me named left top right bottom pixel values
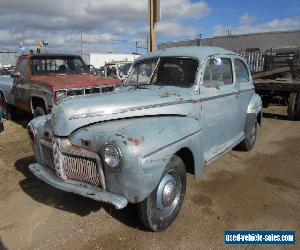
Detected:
left=128, top=136, right=144, bottom=146
left=160, top=92, right=181, bottom=98
left=81, top=139, right=91, bottom=147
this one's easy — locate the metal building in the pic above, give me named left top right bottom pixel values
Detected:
left=0, top=52, right=18, bottom=67
left=158, top=30, right=300, bottom=52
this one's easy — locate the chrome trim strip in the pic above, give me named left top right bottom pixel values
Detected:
left=69, top=88, right=255, bottom=120
left=142, top=129, right=202, bottom=158
left=69, top=99, right=197, bottom=120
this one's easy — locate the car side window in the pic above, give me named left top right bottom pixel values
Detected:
left=203, top=58, right=233, bottom=88
left=234, top=59, right=250, bottom=82
left=18, top=58, right=28, bottom=78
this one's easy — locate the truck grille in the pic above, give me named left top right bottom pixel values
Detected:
left=66, top=86, right=115, bottom=97
left=40, top=140, right=102, bottom=187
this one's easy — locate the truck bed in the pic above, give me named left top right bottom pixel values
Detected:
left=254, top=79, right=300, bottom=92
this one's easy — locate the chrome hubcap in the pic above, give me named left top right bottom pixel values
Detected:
left=156, top=172, right=180, bottom=212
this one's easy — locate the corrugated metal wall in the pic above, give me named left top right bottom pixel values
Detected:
left=158, top=30, right=300, bottom=53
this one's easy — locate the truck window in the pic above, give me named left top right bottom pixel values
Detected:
left=31, top=56, right=88, bottom=75
left=18, top=58, right=28, bottom=78
left=234, top=59, right=250, bottom=82
left=203, top=58, right=233, bottom=87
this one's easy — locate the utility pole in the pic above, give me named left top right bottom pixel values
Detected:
left=198, top=33, right=202, bottom=46
left=80, top=31, right=83, bottom=56
left=135, top=41, right=138, bottom=54
left=147, top=36, right=149, bottom=52
left=149, top=0, right=160, bottom=52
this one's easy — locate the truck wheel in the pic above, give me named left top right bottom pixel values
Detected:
left=0, top=93, right=15, bottom=120
left=33, top=106, right=45, bottom=118
left=287, top=92, right=300, bottom=121
left=238, top=116, right=257, bottom=151
left=137, top=155, right=186, bottom=232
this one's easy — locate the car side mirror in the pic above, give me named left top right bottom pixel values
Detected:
left=10, top=72, right=21, bottom=79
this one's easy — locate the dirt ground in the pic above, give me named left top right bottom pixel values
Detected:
left=0, top=106, right=299, bottom=250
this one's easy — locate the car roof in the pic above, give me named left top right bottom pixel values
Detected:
left=136, top=46, right=237, bottom=62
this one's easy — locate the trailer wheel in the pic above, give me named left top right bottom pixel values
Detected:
left=287, top=92, right=300, bottom=121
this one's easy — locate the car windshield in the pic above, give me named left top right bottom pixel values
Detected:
left=118, top=63, right=132, bottom=77
left=126, top=57, right=198, bottom=87
left=31, top=56, right=89, bottom=75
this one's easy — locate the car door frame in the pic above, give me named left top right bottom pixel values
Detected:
left=232, top=56, right=256, bottom=134
left=198, top=54, right=244, bottom=164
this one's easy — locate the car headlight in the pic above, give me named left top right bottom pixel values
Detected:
left=55, top=90, right=67, bottom=102
left=103, top=144, right=121, bottom=171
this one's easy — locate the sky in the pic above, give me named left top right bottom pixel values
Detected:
left=0, top=0, right=299, bottom=54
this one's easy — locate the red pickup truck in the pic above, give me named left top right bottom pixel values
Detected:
left=0, top=53, right=122, bottom=118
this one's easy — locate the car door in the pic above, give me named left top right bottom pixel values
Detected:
left=233, top=58, right=254, bottom=132
left=200, top=56, right=241, bottom=162
left=12, top=57, right=31, bottom=112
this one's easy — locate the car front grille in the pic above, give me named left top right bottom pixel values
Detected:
left=60, top=153, right=100, bottom=186
left=40, top=139, right=103, bottom=187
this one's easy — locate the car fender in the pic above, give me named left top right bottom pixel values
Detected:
left=69, top=115, right=203, bottom=203
left=247, top=93, right=262, bottom=126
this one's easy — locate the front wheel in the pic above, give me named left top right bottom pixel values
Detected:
left=33, top=106, right=46, bottom=118
left=137, top=155, right=186, bottom=232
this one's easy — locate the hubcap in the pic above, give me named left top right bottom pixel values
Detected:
left=156, top=171, right=180, bottom=213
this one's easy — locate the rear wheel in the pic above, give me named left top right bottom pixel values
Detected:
left=287, top=92, right=300, bottom=121
left=137, top=155, right=186, bottom=232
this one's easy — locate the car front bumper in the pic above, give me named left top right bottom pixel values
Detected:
left=29, top=163, right=128, bottom=209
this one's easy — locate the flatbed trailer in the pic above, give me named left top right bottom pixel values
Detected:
left=254, top=79, right=300, bottom=120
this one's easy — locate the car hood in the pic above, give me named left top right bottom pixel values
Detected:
left=31, top=74, right=121, bottom=90
left=52, top=85, right=197, bottom=136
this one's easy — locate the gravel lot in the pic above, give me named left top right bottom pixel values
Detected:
left=0, top=106, right=299, bottom=250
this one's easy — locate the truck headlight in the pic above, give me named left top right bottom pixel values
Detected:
left=55, top=90, right=67, bottom=102
left=103, top=144, right=121, bottom=171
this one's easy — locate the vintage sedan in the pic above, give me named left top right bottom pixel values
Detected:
left=28, top=46, right=262, bottom=231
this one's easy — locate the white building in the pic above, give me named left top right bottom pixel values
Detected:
left=82, top=53, right=140, bottom=68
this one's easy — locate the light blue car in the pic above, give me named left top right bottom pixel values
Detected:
left=28, top=46, right=262, bottom=231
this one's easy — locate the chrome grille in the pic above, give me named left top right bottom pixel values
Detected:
left=41, top=143, right=54, bottom=168
left=40, top=140, right=101, bottom=187
left=61, top=153, right=100, bottom=186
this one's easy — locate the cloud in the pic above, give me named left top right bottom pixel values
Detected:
left=240, top=13, right=256, bottom=24
left=213, top=16, right=300, bottom=36
left=0, top=0, right=211, bottom=53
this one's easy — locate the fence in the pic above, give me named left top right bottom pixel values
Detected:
left=240, top=51, right=264, bottom=73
